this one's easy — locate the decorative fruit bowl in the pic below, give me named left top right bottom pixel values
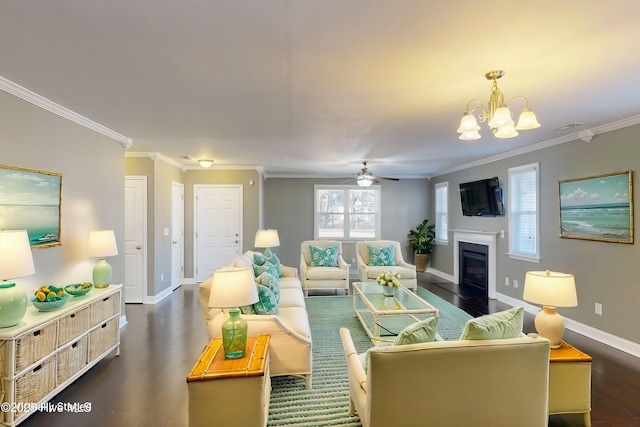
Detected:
left=32, top=285, right=70, bottom=311
left=65, top=282, right=93, bottom=297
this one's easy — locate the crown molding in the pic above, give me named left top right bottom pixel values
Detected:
left=432, top=114, right=640, bottom=178
left=0, top=75, right=132, bottom=149
left=125, top=152, right=186, bottom=170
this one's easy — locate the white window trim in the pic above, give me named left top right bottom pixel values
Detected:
left=507, top=162, right=540, bottom=262
left=313, top=185, right=381, bottom=241
left=435, top=181, right=449, bottom=245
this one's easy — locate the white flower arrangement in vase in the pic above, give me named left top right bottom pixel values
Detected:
left=376, top=271, right=401, bottom=296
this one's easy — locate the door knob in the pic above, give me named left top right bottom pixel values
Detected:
left=136, top=245, right=142, bottom=250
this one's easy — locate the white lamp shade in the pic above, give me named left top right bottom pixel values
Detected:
left=488, top=106, right=514, bottom=128
left=0, top=230, right=35, bottom=280
left=459, top=130, right=481, bottom=140
left=456, top=112, right=481, bottom=133
left=515, top=108, right=541, bottom=130
left=523, top=270, right=578, bottom=308
left=254, top=229, right=280, bottom=248
left=494, top=124, right=519, bottom=139
left=208, top=268, right=259, bottom=308
left=88, top=230, right=118, bottom=257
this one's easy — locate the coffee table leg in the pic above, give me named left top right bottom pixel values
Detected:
left=373, top=314, right=380, bottom=337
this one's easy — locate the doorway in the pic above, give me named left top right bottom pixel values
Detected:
left=172, top=181, right=184, bottom=290
left=124, top=176, right=147, bottom=303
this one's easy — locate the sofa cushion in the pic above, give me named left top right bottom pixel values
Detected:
left=279, top=276, right=302, bottom=290
left=459, top=306, right=524, bottom=340
left=365, top=265, right=417, bottom=280
left=278, top=288, right=306, bottom=308
left=264, top=251, right=284, bottom=278
left=230, top=254, right=254, bottom=269
left=306, top=266, right=346, bottom=280
left=393, top=317, right=439, bottom=345
left=310, top=244, right=339, bottom=267
left=256, top=272, right=280, bottom=303
left=253, top=284, right=279, bottom=315
left=368, top=245, right=396, bottom=266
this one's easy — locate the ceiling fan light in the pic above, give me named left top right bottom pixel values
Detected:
left=357, top=176, right=373, bottom=187
left=494, top=124, right=519, bottom=139
left=515, top=107, right=541, bottom=130
left=459, top=130, right=481, bottom=140
left=488, top=106, right=513, bottom=128
left=457, top=112, right=480, bottom=133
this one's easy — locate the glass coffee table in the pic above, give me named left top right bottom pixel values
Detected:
left=352, top=282, right=439, bottom=343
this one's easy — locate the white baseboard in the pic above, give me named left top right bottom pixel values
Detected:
left=145, top=286, right=174, bottom=304
left=428, top=268, right=640, bottom=359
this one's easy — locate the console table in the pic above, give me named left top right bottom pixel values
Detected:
left=0, top=285, right=121, bottom=426
left=549, top=341, right=592, bottom=426
left=187, top=334, right=271, bottom=427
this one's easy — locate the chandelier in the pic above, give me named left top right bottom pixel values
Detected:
left=457, top=70, right=540, bottom=140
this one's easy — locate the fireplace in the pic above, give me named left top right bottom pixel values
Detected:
left=459, top=242, right=488, bottom=294
left=453, top=230, right=498, bottom=299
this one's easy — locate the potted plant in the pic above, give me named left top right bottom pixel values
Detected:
left=409, top=219, right=436, bottom=272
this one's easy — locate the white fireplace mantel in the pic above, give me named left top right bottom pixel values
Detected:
left=452, top=230, right=498, bottom=299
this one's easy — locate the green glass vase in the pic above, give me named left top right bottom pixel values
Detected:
left=0, top=282, right=28, bottom=328
left=222, top=308, right=248, bottom=358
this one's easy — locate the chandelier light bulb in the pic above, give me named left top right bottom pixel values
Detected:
left=515, top=107, right=541, bottom=130
left=494, top=124, right=519, bottom=139
left=459, top=130, right=481, bottom=141
left=457, top=112, right=481, bottom=133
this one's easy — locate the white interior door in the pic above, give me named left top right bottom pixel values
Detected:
left=195, top=185, right=242, bottom=282
left=171, top=182, right=184, bottom=290
left=124, top=176, right=147, bottom=303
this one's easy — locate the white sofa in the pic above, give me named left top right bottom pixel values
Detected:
left=198, top=250, right=313, bottom=389
left=300, top=240, right=350, bottom=296
left=356, top=240, right=417, bottom=291
left=340, top=327, right=551, bottom=427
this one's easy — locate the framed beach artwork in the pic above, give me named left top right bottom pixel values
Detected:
left=559, top=170, right=633, bottom=244
left=0, top=164, right=62, bottom=248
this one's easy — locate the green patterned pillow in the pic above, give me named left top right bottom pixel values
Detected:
left=256, top=272, right=280, bottom=303
left=368, top=245, right=396, bottom=266
left=309, top=244, right=339, bottom=267
left=253, top=262, right=279, bottom=279
left=253, top=284, right=279, bottom=315
left=263, top=251, right=284, bottom=278
left=253, top=253, right=267, bottom=266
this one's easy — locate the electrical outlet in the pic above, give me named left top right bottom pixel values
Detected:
left=352, top=257, right=356, bottom=264
left=504, top=277, right=509, bottom=286
left=595, top=303, right=602, bottom=316
left=500, top=230, right=505, bottom=238
left=513, top=279, right=518, bottom=288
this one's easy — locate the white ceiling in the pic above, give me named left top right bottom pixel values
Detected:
left=1, top=1, right=639, bottom=179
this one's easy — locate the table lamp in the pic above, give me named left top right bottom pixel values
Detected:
left=0, top=230, right=35, bottom=327
left=254, top=229, right=280, bottom=257
left=88, top=230, right=118, bottom=288
left=208, top=268, right=259, bottom=358
left=523, top=270, right=578, bottom=348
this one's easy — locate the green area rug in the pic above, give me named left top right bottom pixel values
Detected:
left=267, top=290, right=473, bottom=426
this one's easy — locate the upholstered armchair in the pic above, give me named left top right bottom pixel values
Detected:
left=300, top=240, right=350, bottom=296
left=355, top=240, right=417, bottom=291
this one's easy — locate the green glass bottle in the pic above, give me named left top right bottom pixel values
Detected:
left=221, top=308, right=248, bottom=358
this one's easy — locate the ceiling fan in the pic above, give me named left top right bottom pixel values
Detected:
left=353, top=161, right=399, bottom=187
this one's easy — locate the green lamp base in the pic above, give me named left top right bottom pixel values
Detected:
left=221, top=308, right=248, bottom=358
left=0, top=281, right=27, bottom=328
left=93, top=258, right=112, bottom=288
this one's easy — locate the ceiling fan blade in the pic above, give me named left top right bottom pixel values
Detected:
left=375, top=176, right=400, bottom=181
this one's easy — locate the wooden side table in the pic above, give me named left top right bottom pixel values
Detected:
left=548, top=341, right=592, bottom=427
left=187, top=334, right=271, bottom=427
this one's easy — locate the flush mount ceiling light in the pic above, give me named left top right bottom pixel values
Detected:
left=198, top=159, right=214, bottom=168
left=457, top=70, right=541, bottom=140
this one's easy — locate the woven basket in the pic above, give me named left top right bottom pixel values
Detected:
left=57, top=336, right=88, bottom=385
left=15, top=322, right=57, bottom=372
left=89, top=293, right=120, bottom=327
left=58, top=306, right=89, bottom=347
left=89, top=318, right=119, bottom=361
left=15, top=355, right=56, bottom=414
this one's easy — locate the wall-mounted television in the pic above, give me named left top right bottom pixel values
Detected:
left=459, top=177, right=503, bottom=216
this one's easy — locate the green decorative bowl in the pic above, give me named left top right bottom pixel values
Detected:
left=64, top=283, right=94, bottom=297
left=31, top=294, right=69, bottom=311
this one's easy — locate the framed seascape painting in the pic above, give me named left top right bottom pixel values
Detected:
left=0, top=164, right=62, bottom=248
left=559, top=170, right=633, bottom=244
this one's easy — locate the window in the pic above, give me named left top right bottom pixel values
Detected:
left=314, top=185, right=380, bottom=240
left=508, top=163, right=539, bottom=261
left=435, top=182, right=448, bottom=244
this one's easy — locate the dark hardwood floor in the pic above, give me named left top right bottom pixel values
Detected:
left=17, top=274, right=640, bottom=426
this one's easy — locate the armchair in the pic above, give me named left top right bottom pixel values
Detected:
left=355, top=240, right=417, bottom=291
left=300, top=240, right=350, bottom=296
